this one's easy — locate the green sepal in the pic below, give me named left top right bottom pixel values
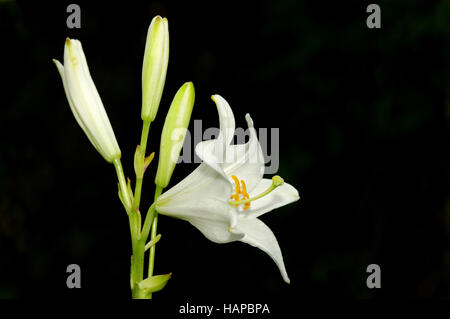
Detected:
left=134, top=145, right=145, bottom=179
left=138, top=273, right=172, bottom=296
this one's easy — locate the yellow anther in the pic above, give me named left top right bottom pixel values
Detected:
left=240, top=180, right=248, bottom=197
left=231, top=175, right=241, bottom=194
left=230, top=175, right=251, bottom=210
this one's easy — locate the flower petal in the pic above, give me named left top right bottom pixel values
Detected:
left=195, top=139, right=228, bottom=180
left=157, top=196, right=242, bottom=243
left=188, top=216, right=244, bottom=243
left=195, top=95, right=235, bottom=179
left=213, top=94, right=235, bottom=145
left=157, top=198, right=231, bottom=223
left=156, top=160, right=240, bottom=228
left=157, top=162, right=232, bottom=204
left=236, top=218, right=290, bottom=283
left=239, top=179, right=300, bottom=219
left=223, top=114, right=265, bottom=192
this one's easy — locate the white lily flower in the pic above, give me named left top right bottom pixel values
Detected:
left=53, top=38, right=121, bottom=163
left=156, top=95, right=299, bottom=283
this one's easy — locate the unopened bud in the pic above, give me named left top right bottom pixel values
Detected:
left=155, top=82, right=195, bottom=188
left=141, top=16, right=169, bottom=122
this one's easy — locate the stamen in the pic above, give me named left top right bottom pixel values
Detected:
left=240, top=180, right=248, bottom=196
left=240, top=180, right=250, bottom=210
left=230, top=175, right=252, bottom=210
left=231, top=175, right=241, bottom=194
left=229, top=175, right=285, bottom=207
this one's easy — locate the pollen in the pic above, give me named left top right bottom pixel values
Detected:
left=230, top=175, right=250, bottom=210
left=72, top=57, right=78, bottom=65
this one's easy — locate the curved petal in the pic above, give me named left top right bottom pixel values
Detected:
left=213, top=94, right=235, bottom=145
left=223, top=114, right=265, bottom=192
left=189, top=216, right=244, bottom=243
left=236, top=218, right=290, bottom=283
left=157, top=162, right=232, bottom=204
left=195, top=95, right=235, bottom=179
left=157, top=197, right=241, bottom=243
left=195, top=139, right=228, bottom=180
left=157, top=197, right=231, bottom=223
left=156, top=163, right=236, bottom=229
left=238, top=179, right=300, bottom=219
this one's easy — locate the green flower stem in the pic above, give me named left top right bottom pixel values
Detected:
left=132, top=121, right=151, bottom=212
left=149, top=186, right=163, bottom=278
left=114, top=158, right=143, bottom=298
left=131, top=237, right=145, bottom=298
left=113, top=158, right=132, bottom=210
left=140, top=120, right=151, bottom=153
left=129, top=120, right=153, bottom=299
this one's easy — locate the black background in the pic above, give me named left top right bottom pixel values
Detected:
left=1, top=0, right=450, bottom=304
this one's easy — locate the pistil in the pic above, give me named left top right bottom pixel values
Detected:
left=230, top=176, right=284, bottom=207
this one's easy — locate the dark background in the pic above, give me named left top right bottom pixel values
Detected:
left=1, top=0, right=450, bottom=304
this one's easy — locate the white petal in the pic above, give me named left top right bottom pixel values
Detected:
left=212, top=94, right=235, bottom=145
left=157, top=162, right=232, bottom=204
left=194, top=95, right=235, bottom=179
left=195, top=139, right=228, bottom=180
left=156, top=162, right=241, bottom=243
left=239, top=179, right=300, bottom=219
left=157, top=196, right=242, bottom=243
left=236, top=218, right=290, bottom=283
left=157, top=197, right=231, bottom=223
left=188, top=217, right=244, bottom=243
left=223, top=114, right=265, bottom=192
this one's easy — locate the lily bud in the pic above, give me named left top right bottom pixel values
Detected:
left=155, top=82, right=195, bottom=188
left=53, top=38, right=121, bottom=163
left=141, top=16, right=169, bottom=122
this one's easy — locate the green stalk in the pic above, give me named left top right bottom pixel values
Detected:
left=148, top=186, right=163, bottom=277
left=131, top=238, right=145, bottom=298
left=132, top=121, right=151, bottom=212
left=113, top=158, right=132, bottom=210
left=129, top=120, right=152, bottom=299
